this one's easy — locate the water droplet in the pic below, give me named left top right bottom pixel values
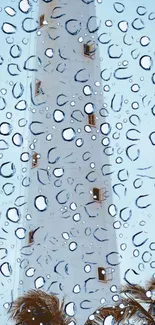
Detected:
left=34, top=195, right=48, bottom=212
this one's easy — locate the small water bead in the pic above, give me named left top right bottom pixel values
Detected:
left=46, top=133, right=52, bottom=141
left=34, top=195, right=48, bottom=212
left=70, top=202, right=77, bottom=211
left=131, top=84, right=140, bottom=92
left=84, top=125, right=92, bottom=133
left=25, top=268, right=35, bottom=277
left=5, top=6, right=16, bottom=16
left=90, top=162, right=95, bottom=169
left=84, top=103, right=95, bottom=114
left=122, top=60, right=128, bottom=66
left=6, top=112, right=12, bottom=119
left=116, top=157, right=123, bottom=164
left=65, top=302, right=76, bottom=317
left=100, top=123, right=111, bottom=135
left=110, top=285, right=117, bottom=292
left=139, top=220, right=146, bottom=226
left=15, top=228, right=26, bottom=239
left=78, top=37, right=83, bottom=43
left=140, top=36, right=150, bottom=46
left=113, top=295, right=119, bottom=302
left=105, top=20, right=113, bottom=27
left=103, top=85, right=110, bottom=92
left=132, top=102, right=139, bottom=109
left=73, top=284, right=81, bottom=294
left=12, top=133, right=23, bottom=146
left=70, top=101, right=75, bottom=107
left=116, top=122, right=123, bottom=130
left=118, top=21, right=128, bottom=32
left=83, top=85, right=92, bottom=96
left=62, top=128, right=76, bottom=141
left=53, top=168, right=64, bottom=177
left=95, top=81, right=100, bottom=87
left=120, top=243, right=127, bottom=251
left=84, top=264, right=91, bottom=273
left=35, top=276, right=45, bottom=289
left=102, top=137, right=110, bottom=146
left=45, top=48, right=54, bottom=58
left=75, top=138, right=83, bottom=147
left=113, top=221, right=121, bottom=229
left=146, top=291, right=152, bottom=298
left=62, top=232, right=70, bottom=240
left=133, top=249, right=139, bottom=257
left=69, top=242, right=77, bottom=251
left=1, top=88, right=7, bottom=95
left=140, top=55, right=153, bottom=71
left=73, top=213, right=81, bottom=222
left=0, top=122, right=12, bottom=135
left=108, top=204, right=117, bottom=217
left=100, top=297, right=106, bottom=304
left=53, top=110, right=65, bottom=122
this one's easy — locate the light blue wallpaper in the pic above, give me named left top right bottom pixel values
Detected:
left=0, top=0, right=155, bottom=324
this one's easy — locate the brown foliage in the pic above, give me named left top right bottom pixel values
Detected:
left=9, top=289, right=71, bottom=325
left=84, top=278, right=155, bottom=325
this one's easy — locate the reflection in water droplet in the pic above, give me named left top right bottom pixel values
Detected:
left=108, top=204, right=117, bottom=217
left=133, top=249, right=139, bottom=257
left=65, top=302, right=76, bottom=316
left=110, top=285, right=117, bottom=292
left=75, top=138, right=83, bottom=147
left=53, top=168, right=64, bottom=178
left=112, top=295, right=119, bottom=302
left=26, top=214, right=32, bottom=220
left=73, top=213, right=81, bottom=222
left=0, top=122, right=12, bottom=135
left=113, top=221, right=121, bottom=229
left=12, top=133, right=23, bottom=146
left=1, top=262, right=12, bottom=277
left=6, top=207, right=20, bottom=223
left=15, top=228, right=26, bottom=239
left=62, top=128, right=76, bottom=141
left=73, top=284, right=81, bottom=293
left=131, top=84, right=140, bottom=92
left=5, top=7, right=16, bottom=16
left=83, top=85, right=92, bottom=95
left=84, top=264, right=91, bottom=273
left=105, top=20, right=113, bottom=27
left=118, top=20, right=128, bottom=32
left=84, top=103, right=95, bottom=114
left=2, top=23, right=16, bottom=34
left=100, top=123, right=111, bottom=135
left=25, top=267, right=35, bottom=277
left=62, top=232, right=70, bottom=240
left=35, top=276, right=45, bottom=289
left=34, top=195, right=48, bottom=212
left=140, top=36, right=150, bottom=46
left=45, top=48, right=54, bottom=58
left=132, top=102, right=139, bottom=109
left=69, top=242, right=77, bottom=251
left=120, top=243, right=127, bottom=251
left=139, top=55, right=153, bottom=70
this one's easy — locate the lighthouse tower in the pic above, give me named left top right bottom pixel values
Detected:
left=1, top=0, right=155, bottom=324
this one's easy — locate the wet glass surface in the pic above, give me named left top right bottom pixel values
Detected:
left=0, top=0, right=155, bottom=324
